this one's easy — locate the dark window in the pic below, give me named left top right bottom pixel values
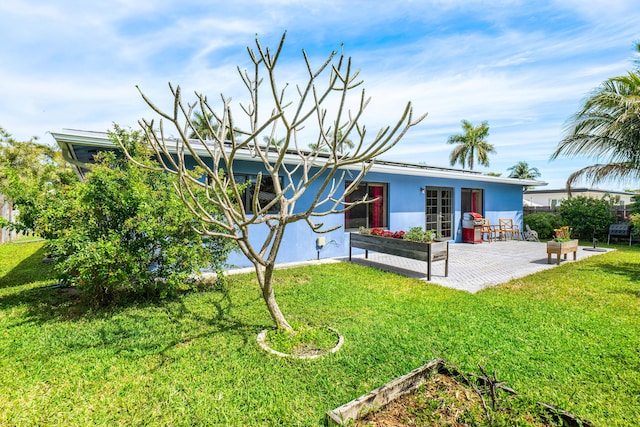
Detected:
left=461, top=188, right=484, bottom=215
left=235, top=174, right=281, bottom=214
left=345, top=182, right=388, bottom=229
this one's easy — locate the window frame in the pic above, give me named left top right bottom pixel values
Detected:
left=461, top=187, right=484, bottom=216
left=234, top=173, right=282, bottom=215
left=344, top=181, right=389, bottom=230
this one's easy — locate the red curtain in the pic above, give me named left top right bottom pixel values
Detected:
left=370, top=185, right=383, bottom=227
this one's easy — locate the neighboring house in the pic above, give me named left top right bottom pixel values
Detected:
left=524, top=188, right=635, bottom=209
left=52, top=129, right=545, bottom=268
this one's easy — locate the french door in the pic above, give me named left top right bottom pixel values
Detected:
left=425, top=187, right=453, bottom=240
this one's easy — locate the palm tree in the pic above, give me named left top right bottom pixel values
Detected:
left=263, top=135, right=285, bottom=148
left=307, top=129, right=354, bottom=154
left=307, top=143, right=327, bottom=152
left=447, top=120, right=495, bottom=170
left=551, top=45, right=640, bottom=189
left=334, top=129, right=354, bottom=154
left=190, top=110, right=238, bottom=140
left=507, top=161, right=541, bottom=180
left=189, top=110, right=216, bottom=139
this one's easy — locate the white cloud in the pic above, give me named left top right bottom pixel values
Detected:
left=1, top=0, right=639, bottom=192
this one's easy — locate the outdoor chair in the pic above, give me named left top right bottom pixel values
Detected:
left=523, top=224, right=539, bottom=242
left=498, top=218, right=521, bottom=240
left=480, top=218, right=497, bottom=242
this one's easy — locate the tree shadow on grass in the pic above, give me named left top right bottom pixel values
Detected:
left=60, top=288, right=265, bottom=362
left=592, top=261, right=640, bottom=298
left=1, top=272, right=266, bottom=360
left=0, top=245, right=56, bottom=289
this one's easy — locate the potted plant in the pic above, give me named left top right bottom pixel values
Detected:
left=546, top=226, right=579, bottom=264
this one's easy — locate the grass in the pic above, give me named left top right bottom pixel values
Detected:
left=0, top=241, right=639, bottom=426
left=263, top=321, right=341, bottom=356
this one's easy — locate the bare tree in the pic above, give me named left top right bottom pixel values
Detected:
left=120, top=34, right=426, bottom=332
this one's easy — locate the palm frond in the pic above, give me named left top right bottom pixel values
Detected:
left=566, top=162, right=640, bottom=190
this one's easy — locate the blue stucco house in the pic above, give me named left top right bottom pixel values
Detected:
left=52, top=129, right=545, bottom=269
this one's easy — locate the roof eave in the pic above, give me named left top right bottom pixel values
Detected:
left=51, top=129, right=546, bottom=187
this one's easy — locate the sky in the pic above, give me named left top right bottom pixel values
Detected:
left=2, top=0, right=639, bottom=191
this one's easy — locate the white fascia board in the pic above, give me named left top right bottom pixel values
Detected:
left=51, top=129, right=546, bottom=188
left=50, top=130, right=116, bottom=148
left=362, top=162, right=546, bottom=187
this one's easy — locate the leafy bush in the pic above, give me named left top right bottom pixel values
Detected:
left=404, top=226, right=436, bottom=242
left=630, top=196, right=640, bottom=215
left=523, top=212, right=561, bottom=240
left=37, top=127, right=234, bottom=304
left=557, top=196, right=616, bottom=240
left=0, top=126, right=78, bottom=235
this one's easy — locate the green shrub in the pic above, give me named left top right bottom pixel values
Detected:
left=38, top=127, right=234, bottom=304
left=629, top=196, right=640, bottom=216
left=404, top=226, right=436, bottom=242
left=558, top=196, right=616, bottom=240
left=523, top=212, right=561, bottom=240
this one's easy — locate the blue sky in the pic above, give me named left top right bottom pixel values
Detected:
left=2, top=0, right=639, bottom=190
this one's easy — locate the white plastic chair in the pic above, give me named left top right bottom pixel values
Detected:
left=524, top=224, right=539, bottom=242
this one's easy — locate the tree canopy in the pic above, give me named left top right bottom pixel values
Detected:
left=507, top=161, right=541, bottom=180
left=447, top=120, right=495, bottom=170
left=0, top=126, right=77, bottom=234
left=551, top=44, right=640, bottom=189
left=39, top=126, right=233, bottom=304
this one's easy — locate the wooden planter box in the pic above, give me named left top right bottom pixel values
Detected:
left=349, top=233, right=448, bottom=281
left=546, top=239, right=579, bottom=265
left=326, top=359, right=593, bottom=427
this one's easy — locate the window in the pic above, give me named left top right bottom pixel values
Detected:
left=461, top=188, right=483, bottom=215
left=345, top=182, right=388, bottom=229
left=235, top=174, right=281, bottom=214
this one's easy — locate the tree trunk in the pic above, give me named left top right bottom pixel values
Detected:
left=255, top=262, right=293, bottom=332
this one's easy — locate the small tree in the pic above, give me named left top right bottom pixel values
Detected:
left=0, top=127, right=76, bottom=239
left=558, top=196, right=615, bottom=240
left=121, top=34, right=425, bottom=331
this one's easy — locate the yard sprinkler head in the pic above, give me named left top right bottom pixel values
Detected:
left=583, top=237, right=606, bottom=252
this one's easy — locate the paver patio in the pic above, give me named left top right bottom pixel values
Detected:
left=347, top=240, right=613, bottom=293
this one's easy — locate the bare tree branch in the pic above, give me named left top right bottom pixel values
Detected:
left=117, top=33, right=426, bottom=332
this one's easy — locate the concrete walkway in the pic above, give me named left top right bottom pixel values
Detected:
left=345, top=240, right=613, bottom=293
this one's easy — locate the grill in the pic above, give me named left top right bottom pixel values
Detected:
left=462, top=212, right=483, bottom=244
left=607, top=223, right=633, bottom=246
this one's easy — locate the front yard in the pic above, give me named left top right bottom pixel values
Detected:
left=1, top=241, right=638, bottom=426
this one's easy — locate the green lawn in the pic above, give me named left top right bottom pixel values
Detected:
left=1, top=241, right=638, bottom=426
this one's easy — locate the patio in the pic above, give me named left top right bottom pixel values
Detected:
left=222, top=240, right=613, bottom=294
left=346, top=240, right=613, bottom=293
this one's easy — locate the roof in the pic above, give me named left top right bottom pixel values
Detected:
left=51, top=128, right=546, bottom=187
